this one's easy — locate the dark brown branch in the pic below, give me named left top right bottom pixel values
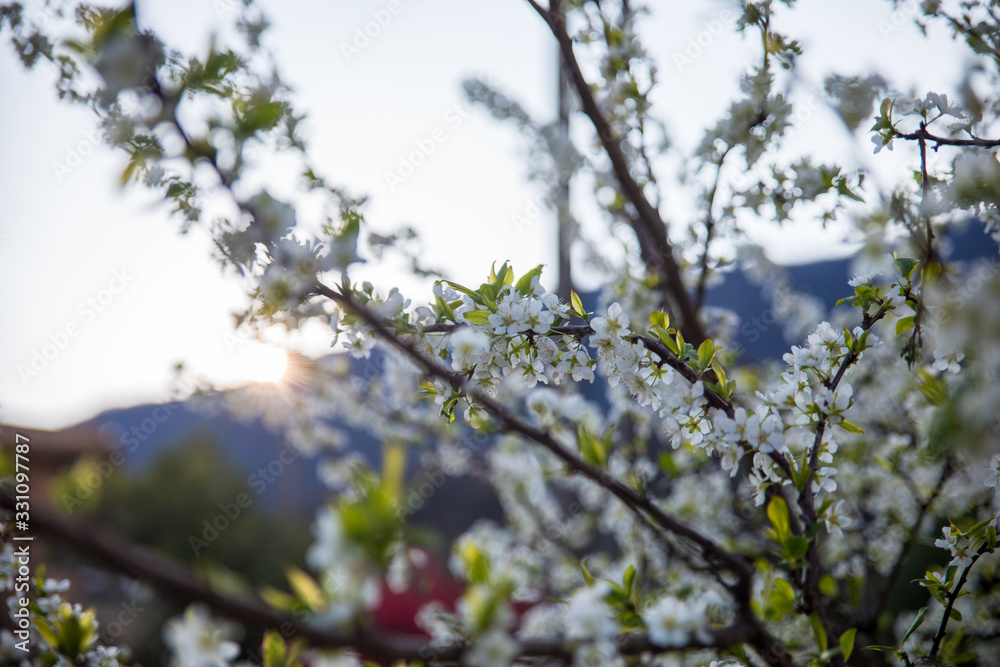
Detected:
left=897, top=125, right=1000, bottom=148
left=526, top=0, right=707, bottom=344
left=867, top=459, right=953, bottom=628
left=929, top=544, right=992, bottom=658
left=0, top=490, right=423, bottom=663
left=791, top=303, right=891, bottom=665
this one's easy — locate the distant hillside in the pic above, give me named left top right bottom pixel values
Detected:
left=84, top=395, right=503, bottom=545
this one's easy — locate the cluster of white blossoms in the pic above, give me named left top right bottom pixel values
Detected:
left=563, top=582, right=617, bottom=640
left=934, top=525, right=976, bottom=570
left=642, top=595, right=711, bottom=648
left=163, top=606, right=240, bottom=667
left=305, top=507, right=384, bottom=627
left=0, top=548, right=123, bottom=666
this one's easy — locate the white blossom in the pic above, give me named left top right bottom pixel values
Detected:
left=643, top=596, right=705, bottom=648
left=464, top=629, right=519, bottom=667
left=564, top=582, right=617, bottom=640
left=163, top=606, right=240, bottom=667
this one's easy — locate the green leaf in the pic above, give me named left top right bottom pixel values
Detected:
left=515, top=264, right=544, bottom=295
left=570, top=290, right=588, bottom=320
left=577, top=424, right=608, bottom=467
left=854, top=284, right=879, bottom=304
left=479, top=282, right=500, bottom=305
left=784, top=536, right=809, bottom=560
left=460, top=541, right=490, bottom=584
left=894, top=257, right=920, bottom=280
left=840, top=419, right=864, bottom=434
left=771, top=578, right=797, bottom=615
left=649, top=310, right=669, bottom=330
left=435, top=296, right=456, bottom=321
left=863, top=645, right=898, bottom=652
left=444, top=280, right=483, bottom=305
left=697, top=339, right=717, bottom=371
left=880, top=96, right=893, bottom=120
left=767, top=496, right=792, bottom=542
left=462, top=310, right=493, bottom=326
left=924, top=261, right=943, bottom=286
left=623, top=565, right=636, bottom=598
left=286, top=567, right=325, bottom=611
left=711, top=359, right=728, bottom=385
left=809, top=612, right=828, bottom=653
left=840, top=628, right=857, bottom=661
left=498, top=261, right=514, bottom=286
left=581, top=558, right=595, bottom=586
left=902, top=606, right=927, bottom=646
left=835, top=296, right=859, bottom=308
left=896, top=316, right=916, bottom=335
left=262, top=631, right=286, bottom=667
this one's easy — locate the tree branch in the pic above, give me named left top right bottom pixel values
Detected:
left=929, top=544, right=991, bottom=659
left=314, top=281, right=799, bottom=666
left=525, top=0, right=706, bottom=344
left=867, top=458, right=953, bottom=628
left=0, top=491, right=769, bottom=663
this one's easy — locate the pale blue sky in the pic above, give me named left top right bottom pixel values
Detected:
left=1, top=0, right=967, bottom=428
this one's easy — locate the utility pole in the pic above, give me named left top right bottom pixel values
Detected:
left=556, top=51, right=574, bottom=302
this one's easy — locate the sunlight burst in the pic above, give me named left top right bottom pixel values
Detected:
left=246, top=343, right=288, bottom=383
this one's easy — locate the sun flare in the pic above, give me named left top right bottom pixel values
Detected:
left=246, top=343, right=289, bottom=383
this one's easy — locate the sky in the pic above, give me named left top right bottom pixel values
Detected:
left=0, top=0, right=970, bottom=429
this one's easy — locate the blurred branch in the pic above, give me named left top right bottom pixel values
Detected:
left=0, top=490, right=421, bottom=663
left=0, top=490, right=767, bottom=662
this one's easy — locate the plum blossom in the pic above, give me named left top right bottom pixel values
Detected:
left=589, top=303, right=628, bottom=354
left=451, top=328, right=491, bottom=371
left=935, top=525, right=974, bottom=569
left=306, top=507, right=382, bottom=626
left=487, top=292, right=552, bottom=336
left=822, top=500, right=852, bottom=538
left=848, top=268, right=877, bottom=287
left=564, top=582, right=617, bottom=640
left=163, top=605, right=240, bottom=667
left=464, top=629, right=519, bottom=667
left=642, top=596, right=705, bottom=648
left=247, top=191, right=296, bottom=244
left=987, top=453, right=1000, bottom=494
